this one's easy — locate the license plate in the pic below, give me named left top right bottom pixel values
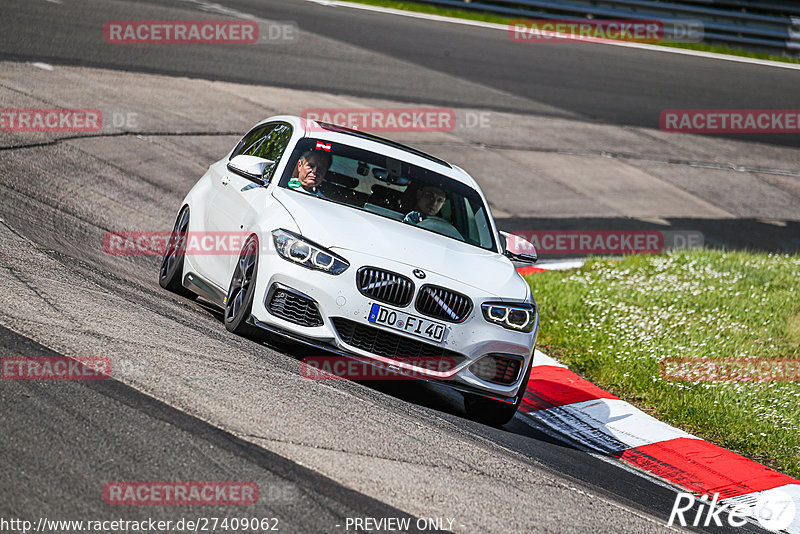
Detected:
left=368, top=303, right=445, bottom=343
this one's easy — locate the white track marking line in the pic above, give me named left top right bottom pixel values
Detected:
left=529, top=398, right=699, bottom=451
left=536, top=259, right=587, bottom=270
left=532, top=349, right=567, bottom=368
left=517, top=409, right=690, bottom=489
left=519, top=376, right=799, bottom=532
left=305, top=0, right=800, bottom=71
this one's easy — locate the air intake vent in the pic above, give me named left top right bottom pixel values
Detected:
left=470, top=355, right=522, bottom=385
left=356, top=267, right=415, bottom=307
left=268, top=288, right=323, bottom=327
left=331, top=317, right=464, bottom=369
left=415, top=285, right=473, bottom=323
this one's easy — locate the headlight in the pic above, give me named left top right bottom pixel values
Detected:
left=481, top=302, right=537, bottom=332
left=272, top=229, right=349, bottom=275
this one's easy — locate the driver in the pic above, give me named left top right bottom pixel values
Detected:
left=288, top=149, right=332, bottom=195
left=403, top=185, right=447, bottom=224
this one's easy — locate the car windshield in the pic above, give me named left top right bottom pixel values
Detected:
left=278, top=138, right=497, bottom=251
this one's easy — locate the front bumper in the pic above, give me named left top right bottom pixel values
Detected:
left=249, top=250, right=539, bottom=400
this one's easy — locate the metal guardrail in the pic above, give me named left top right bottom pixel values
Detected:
left=414, top=0, right=800, bottom=55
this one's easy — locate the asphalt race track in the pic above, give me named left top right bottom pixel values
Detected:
left=1, top=0, right=798, bottom=532
left=2, top=0, right=799, bottom=147
left=0, top=325, right=431, bottom=532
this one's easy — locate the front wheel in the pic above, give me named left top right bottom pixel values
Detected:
left=159, top=206, right=193, bottom=297
left=464, top=355, right=534, bottom=426
left=224, top=235, right=260, bottom=337
left=464, top=395, right=520, bottom=427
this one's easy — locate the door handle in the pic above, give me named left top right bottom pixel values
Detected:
left=221, top=175, right=230, bottom=186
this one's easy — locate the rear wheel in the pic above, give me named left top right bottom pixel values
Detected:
left=158, top=206, right=193, bottom=297
left=464, top=355, right=534, bottom=426
left=224, top=235, right=260, bottom=337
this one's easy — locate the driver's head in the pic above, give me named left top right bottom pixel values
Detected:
left=293, top=150, right=332, bottom=191
left=415, top=186, right=447, bottom=217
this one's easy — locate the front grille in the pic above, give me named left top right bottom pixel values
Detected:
left=268, top=288, right=323, bottom=327
left=415, top=285, right=473, bottom=323
left=470, top=355, right=522, bottom=385
left=356, top=267, right=414, bottom=307
left=331, top=317, right=463, bottom=371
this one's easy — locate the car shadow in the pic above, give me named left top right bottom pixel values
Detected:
left=257, top=333, right=591, bottom=450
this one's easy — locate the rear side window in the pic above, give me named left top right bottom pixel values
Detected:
left=230, top=122, right=293, bottom=179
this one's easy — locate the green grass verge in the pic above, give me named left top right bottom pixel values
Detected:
left=344, top=0, right=800, bottom=65
left=526, top=250, right=800, bottom=478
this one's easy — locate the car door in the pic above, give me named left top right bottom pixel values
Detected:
left=202, top=122, right=293, bottom=288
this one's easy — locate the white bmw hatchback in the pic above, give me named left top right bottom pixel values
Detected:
left=159, top=115, right=539, bottom=425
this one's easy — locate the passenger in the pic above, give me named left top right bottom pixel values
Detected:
left=288, top=149, right=332, bottom=195
left=403, top=185, right=447, bottom=224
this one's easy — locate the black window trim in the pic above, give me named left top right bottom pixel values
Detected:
left=229, top=121, right=294, bottom=161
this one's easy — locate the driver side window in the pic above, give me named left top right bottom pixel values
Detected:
left=230, top=122, right=293, bottom=180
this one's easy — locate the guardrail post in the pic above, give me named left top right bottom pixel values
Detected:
left=789, top=17, right=800, bottom=56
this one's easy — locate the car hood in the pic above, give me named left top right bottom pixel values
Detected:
left=272, top=188, right=528, bottom=299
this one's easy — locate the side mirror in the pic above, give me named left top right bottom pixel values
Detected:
left=227, top=155, right=276, bottom=186
left=500, top=231, right=538, bottom=264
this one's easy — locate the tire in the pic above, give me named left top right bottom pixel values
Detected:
left=464, top=354, right=534, bottom=427
left=159, top=206, right=193, bottom=297
left=224, top=235, right=260, bottom=337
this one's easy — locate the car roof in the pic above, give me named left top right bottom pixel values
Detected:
left=260, top=115, right=480, bottom=189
